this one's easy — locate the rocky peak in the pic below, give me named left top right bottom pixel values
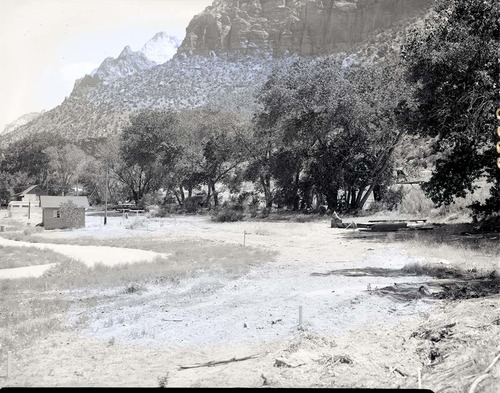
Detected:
left=140, top=32, right=181, bottom=64
left=118, top=45, right=134, bottom=58
left=177, top=0, right=433, bottom=58
left=73, top=45, right=156, bottom=90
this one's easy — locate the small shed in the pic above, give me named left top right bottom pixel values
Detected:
left=40, top=196, right=89, bottom=230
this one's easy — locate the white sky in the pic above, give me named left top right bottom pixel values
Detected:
left=0, top=0, right=213, bottom=130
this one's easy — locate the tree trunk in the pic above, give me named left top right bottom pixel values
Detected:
left=173, top=190, right=182, bottom=205
left=132, top=190, right=139, bottom=205
left=179, top=186, right=185, bottom=202
left=212, top=183, right=219, bottom=207
left=326, top=189, right=338, bottom=211
left=260, top=174, right=273, bottom=208
left=356, top=129, right=406, bottom=210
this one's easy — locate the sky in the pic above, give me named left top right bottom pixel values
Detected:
left=0, top=0, right=213, bottom=131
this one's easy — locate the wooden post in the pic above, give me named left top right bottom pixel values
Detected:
left=7, top=351, right=12, bottom=379
left=243, top=231, right=246, bottom=247
left=28, top=201, right=31, bottom=219
left=299, top=305, right=303, bottom=327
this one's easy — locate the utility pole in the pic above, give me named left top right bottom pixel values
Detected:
left=104, top=160, right=109, bottom=225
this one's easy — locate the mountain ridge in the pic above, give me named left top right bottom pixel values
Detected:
left=0, top=0, right=434, bottom=147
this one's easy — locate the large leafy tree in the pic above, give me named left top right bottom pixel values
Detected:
left=252, top=55, right=410, bottom=211
left=178, top=107, right=247, bottom=207
left=44, top=144, right=90, bottom=195
left=402, top=0, right=499, bottom=218
left=117, top=110, right=180, bottom=205
left=0, top=132, right=68, bottom=193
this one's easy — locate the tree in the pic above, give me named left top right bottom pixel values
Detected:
left=117, top=110, right=181, bottom=205
left=177, top=107, right=248, bottom=207
left=58, top=200, right=82, bottom=229
left=44, top=144, right=90, bottom=195
left=402, top=0, right=499, bottom=219
left=0, top=132, right=68, bottom=193
left=252, top=55, right=410, bottom=211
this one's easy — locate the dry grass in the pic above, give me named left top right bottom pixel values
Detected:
left=0, top=279, right=71, bottom=352
left=0, top=239, right=276, bottom=354
left=0, top=216, right=26, bottom=232
left=0, top=245, right=71, bottom=269
left=40, top=239, right=275, bottom=288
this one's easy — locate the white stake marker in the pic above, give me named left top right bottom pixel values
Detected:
left=7, top=351, right=12, bottom=379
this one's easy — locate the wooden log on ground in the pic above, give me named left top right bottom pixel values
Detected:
left=370, top=222, right=408, bottom=232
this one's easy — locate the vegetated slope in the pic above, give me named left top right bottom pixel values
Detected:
left=1, top=111, right=45, bottom=136
left=1, top=55, right=275, bottom=145
left=0, top=0, right=434, bottom=147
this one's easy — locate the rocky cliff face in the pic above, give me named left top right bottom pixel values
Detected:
left=177, top=0, right=432, bottom=57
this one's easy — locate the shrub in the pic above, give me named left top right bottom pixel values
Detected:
left=211, top=202, right=244, bottom=222
left=183, top=196, right=205, bottom=213
left=23, top=225, right=44, bottom=236
left=59, top=201, right=83, bottom=229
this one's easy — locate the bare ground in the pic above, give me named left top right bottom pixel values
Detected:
left=0, top=215, right=498, bottom=390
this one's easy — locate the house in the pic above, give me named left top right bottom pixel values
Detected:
left=13, top=185, right=47, bottom=204
left=39, top=196, right=90, bottom=230
left=7, top=185, right=46, bottom=218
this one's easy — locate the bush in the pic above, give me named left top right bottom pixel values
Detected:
left=23, top=225, right=44, bottom=236
left=211, top=202, right=244, bottom=222
left=183, top=196, right=205, bottom=213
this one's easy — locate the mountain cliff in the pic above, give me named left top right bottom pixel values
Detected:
left=177, top=0, right=432, bottom=57
left=1, top=0, right=433, bottom=147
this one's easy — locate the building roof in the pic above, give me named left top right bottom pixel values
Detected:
left=39, top=196, right=90, bottom=209
left=15, top=185, right=44, bottom=196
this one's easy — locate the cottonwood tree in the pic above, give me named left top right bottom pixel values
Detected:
left=177, top=107, right=248, bottom=207
left=44, top=144, right=90, bottom=195
left=402, top=0, right=499, bottom=219
left=252, top=56, right=410, bottom=211
left=117, top=110, right=181, bottom=205
left=0, top=133, right=68, bottom=193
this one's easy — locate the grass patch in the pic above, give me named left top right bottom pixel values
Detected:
left=0, top=245, right=72, bottom=269
left=0, top=279, right=71, bottom=352
left=38, top=239, right=276, bottom=289
left=0, top=238, right=276, bottom=355
left=0, top=217, right=26, bottom=232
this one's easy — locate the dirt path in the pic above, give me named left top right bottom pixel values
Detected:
left=0, top=236, right=170, bottom=279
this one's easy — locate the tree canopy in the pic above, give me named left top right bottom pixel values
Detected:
left=402, top=0, right=499, bottom=218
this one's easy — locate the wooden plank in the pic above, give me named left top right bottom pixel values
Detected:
left=368, top=219, right=427, bottom=223
left=370, top=222, right=408, bottom=232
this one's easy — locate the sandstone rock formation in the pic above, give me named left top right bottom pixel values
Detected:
left=177, top=0, right=432, bottom=57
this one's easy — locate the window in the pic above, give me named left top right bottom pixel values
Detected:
left=53, top=210, right=61, bottom=219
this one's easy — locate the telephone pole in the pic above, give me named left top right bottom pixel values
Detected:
left=104, top=160, right=109, bottom=225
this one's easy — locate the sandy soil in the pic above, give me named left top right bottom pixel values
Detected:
left=1, top=215, right=498, bottom=389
